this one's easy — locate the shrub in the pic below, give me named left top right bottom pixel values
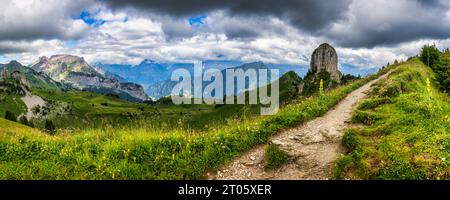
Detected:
left=351, top=110, right=380, bottom=125
left=18, top=115, right=28, bottom=126
left=382, top=83, right=401, bottom=97
left=264, top=144, right=289, bottom=170
left=342, top=129, right=362, bottom=152
left=4, top=111, right=16, bottom=122
left=44, top=119, right=56, bottom=134
left=333, top=155, right=353, bottom=179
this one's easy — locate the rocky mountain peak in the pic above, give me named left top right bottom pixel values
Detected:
left=31, top=54, right=99, bottom=81
left=30, top=54, right=148, bottom=102
left=7, top=60, right=22, bottom=66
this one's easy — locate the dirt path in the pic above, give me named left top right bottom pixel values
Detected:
left=209, top=73, right=390, bottom=180
left=21, top=93, right=46, bottom=119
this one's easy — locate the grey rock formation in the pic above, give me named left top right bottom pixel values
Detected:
left=32, top=55, right=148, bottom=102
left=1, top=68, right=30, bottom=89
left=310, top=43, right=340, bottom=82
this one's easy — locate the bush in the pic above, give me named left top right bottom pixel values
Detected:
left=302, top=71, right=335, bottom=96
left=342, top=129, right=362, bottom=152
left=44, top=119, right=56, bottom=134
left=18, top=115, right=28, bottom=126
left=351, top=110, right=380, bottom=125
left=341, top=74, right=361, bottom=85
left=382, top=83, right=401, bottom=97
left=4, top=111, right=16, bottom=122
left=264, top=144, right=289, bottom=170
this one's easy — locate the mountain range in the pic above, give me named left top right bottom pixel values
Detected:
left=31, top=55, right=148, bottom=102
left=146, top=61, right=273, bottom=99
left=1, top=54, right=379, bottom=103
left=97, top=60, right=378, bottom=99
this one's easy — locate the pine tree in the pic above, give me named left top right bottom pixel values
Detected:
left=45, top=119, right=56, bottom=134
left=420, top=44, right=441, bottom=67
left=4, top=111, right=16, bottom=122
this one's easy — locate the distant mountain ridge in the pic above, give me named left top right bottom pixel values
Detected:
left=31, top=55, right=148, bottom=102
left=145, top=61, right=273, bottom=100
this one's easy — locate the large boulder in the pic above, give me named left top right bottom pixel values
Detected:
left=310, top=43, right=340, bottom=82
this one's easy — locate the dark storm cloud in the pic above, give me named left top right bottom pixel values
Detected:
left=105, top=0, right=450, bottom=48
left=0, top=0, right=91, bottom=44
left=0, top=45, right=28, bottom=54
left=105, top=0, right=351, bottom=33
left=332, top=21, right=450, bottom=48
left=326, top=0, right=450, bottom=48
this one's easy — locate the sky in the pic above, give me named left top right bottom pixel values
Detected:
left=1, top=0, right=450, bottom=70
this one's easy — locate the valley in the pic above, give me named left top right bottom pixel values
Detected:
left=0, top=45, right=448, bottom=180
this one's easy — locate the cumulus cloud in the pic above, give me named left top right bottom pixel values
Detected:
left=0, top=0, right=93, bottom=42
left=104, top=0, right=450, bottom=48
left=2, top=0, right=450, bottom=71
left=65, top=11, right=322, bottom=65
left=104, top=0, right=350, bottom=37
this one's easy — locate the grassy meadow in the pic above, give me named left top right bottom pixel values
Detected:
left=30, top=88, right=259, bottom=132
left=334, top=58, right=450, bottom=180
left=0, top=67, right=390, bottom=179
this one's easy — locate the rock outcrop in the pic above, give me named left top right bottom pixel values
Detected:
left=300, top=43, right=342, bottom=95
left=310, top=43, right=340, bottom=82
left=1, top=61, right=31, bottom=88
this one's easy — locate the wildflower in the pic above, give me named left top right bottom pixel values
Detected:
left=319, top=79, right=324, bottom=96
left=426, top=78, right=431, bottom=94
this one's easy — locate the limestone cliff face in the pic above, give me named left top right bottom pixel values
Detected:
left=310, top=43, right=340, bottom=82
left=32, top=55, right=148, bottom=102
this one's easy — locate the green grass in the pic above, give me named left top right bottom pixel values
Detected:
left=26, top=70, right=308, bottom=132
left=32, top=88, right=240, bottom=131
left=0, top=94, right=26, bottom=119
left=0, top=67, right=391, bottom=179
left=334, top=58, right=450, bottom=180
left=264, top=144, right=289, bottom=170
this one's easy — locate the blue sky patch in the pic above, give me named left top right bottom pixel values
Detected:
left=188, top=15, right=207, bottom=27
left=79, top=10, right=105, bottom=27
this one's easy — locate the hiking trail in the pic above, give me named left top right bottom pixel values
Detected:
left=209, top=72, right=390, bottom=180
